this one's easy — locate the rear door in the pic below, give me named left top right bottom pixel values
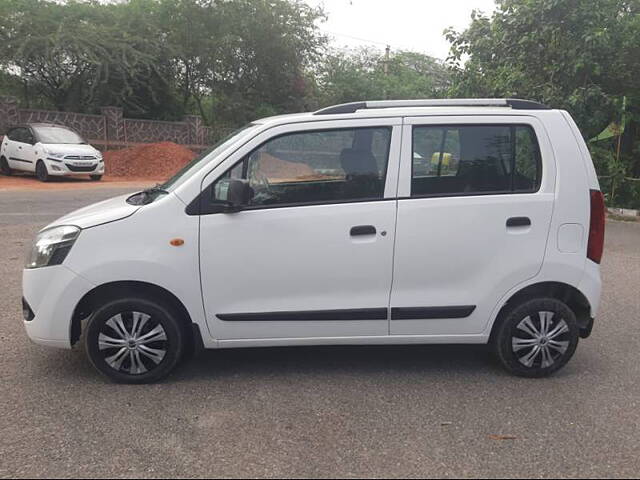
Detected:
left=390, top=115, right=556, bottom=336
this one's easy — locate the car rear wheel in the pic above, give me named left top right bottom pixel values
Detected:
left=85, top=296, right=184, bottom=384
left=0, top=156, right=12, bottom=176
left=36, top=160, right=49, bottom=182
left=494, top=298, right=579, bottom=378
left=90, top=174, right=102, bottom=181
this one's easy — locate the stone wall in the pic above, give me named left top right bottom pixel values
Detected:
left=0, top=97, right=214, bottom=149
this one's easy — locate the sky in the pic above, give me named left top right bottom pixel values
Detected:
left=304, top=0, right=497, bottom=60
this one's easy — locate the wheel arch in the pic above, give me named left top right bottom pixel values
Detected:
left=488, top=281, right=592, bottom=343
left=71, top=280, right=204, bottom=354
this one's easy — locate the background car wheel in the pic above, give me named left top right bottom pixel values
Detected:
left=36, top=160, right=50, bottom=182
left=90, top=174, right=103, bottom=181
left=0, top=156, right=12, bottom=176
left=85, top=296, right=184, bottom=384
left=494, top=297, right=579, bottom=378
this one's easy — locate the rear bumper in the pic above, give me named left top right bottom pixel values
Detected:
left=578, top=259, right=602, bottom=317
left=22, top=265, right=95, bottom=349
left=577, top=259, right=601, bottom=340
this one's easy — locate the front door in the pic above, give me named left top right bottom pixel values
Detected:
left=199, top=120, right=402, bottom=341
left=390, top=116, right=556, bottom=337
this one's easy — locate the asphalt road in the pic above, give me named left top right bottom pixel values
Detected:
left=1, top=187, right=639, bottom=479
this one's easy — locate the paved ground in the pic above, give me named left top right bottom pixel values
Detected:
left=1, top=187, right=639, bottom=479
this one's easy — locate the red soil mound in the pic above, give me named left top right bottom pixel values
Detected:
left=104, top=142, right=197, bottom=179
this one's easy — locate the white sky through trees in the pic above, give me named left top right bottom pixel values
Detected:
left=305, top=0, right=497, bottom=59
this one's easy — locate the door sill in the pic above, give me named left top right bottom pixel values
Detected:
left=215, top=334, right=488, bottom=349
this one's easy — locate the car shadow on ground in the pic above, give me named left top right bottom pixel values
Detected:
left=172, top=344, right=503, bottom=382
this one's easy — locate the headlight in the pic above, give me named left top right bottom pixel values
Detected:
left=26, top=226, right=81, bottom=269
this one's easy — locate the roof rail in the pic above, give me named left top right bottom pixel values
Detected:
left=314, top=98, right=551, bottom=115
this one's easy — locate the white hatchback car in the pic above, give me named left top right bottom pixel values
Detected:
left=21, top=99, right=604, bottom=383
left=1, top=123, right=104, bottom=181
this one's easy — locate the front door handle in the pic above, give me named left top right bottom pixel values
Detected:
left=506, top=217, right=531, bottom=227
left=350, top=225, right=376, bottom=236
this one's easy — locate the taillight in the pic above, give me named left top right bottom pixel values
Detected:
left=587, top=190, right=605, bottom=264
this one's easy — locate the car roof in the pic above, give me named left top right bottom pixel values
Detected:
left=255, top=98, right=558, bottom=128
left=9, top=123, right=71, bottom=130
left=27, top=123, right=71, bottom=129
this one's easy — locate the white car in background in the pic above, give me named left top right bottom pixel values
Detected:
left=0, top=123, right=104, bottom=182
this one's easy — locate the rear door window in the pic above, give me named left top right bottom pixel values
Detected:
left=411, top=125, right=541, bottom=196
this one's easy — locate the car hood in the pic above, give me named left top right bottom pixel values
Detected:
left=39, top=143, right=100, bottom=156
left=46, top=194, right=140, bottom=230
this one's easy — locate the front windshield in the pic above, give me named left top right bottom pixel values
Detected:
left=34, top=126, right=85, bottom=144
left=162, top=123, right=260, bottom=191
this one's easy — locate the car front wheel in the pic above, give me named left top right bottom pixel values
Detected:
left=36, top=160, right=50, bottom=182
left=494, top=298, right=579, bottom=378
left=85, top=296, right=184, bottom=383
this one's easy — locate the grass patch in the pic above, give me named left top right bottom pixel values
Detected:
left=607, top=213, right=639, bottom=222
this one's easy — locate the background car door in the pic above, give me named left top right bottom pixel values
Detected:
left=390, top=116, right=556, bottom=337
left=6, top=127, right=36, bottom=172
left=198, top=119, right=401, bottom=341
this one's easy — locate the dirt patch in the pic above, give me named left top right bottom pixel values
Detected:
left=104, top=142, right=196, bottom=178
left=254, top=152, right=340, bottom=182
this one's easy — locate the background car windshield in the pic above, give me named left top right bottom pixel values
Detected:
left=34, top=126, right=85, bottom=144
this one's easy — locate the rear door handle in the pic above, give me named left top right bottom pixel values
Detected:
left=350, top=225, right=376, bottom=236
left=506, top=217, right=531, bottom=227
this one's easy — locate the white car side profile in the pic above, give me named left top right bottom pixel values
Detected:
left=21, top=99, right=604, bottom=383
left=1, top=123, right=104, bottom=181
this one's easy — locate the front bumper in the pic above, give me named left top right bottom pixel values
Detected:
left=22, top=265, right=95, bottom=349
left=45, top=158, right=104, bottom=176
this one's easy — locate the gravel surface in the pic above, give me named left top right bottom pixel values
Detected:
left=0, top=188, right=639, bottom=478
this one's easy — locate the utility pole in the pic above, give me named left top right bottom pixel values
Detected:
left=384, top=45, right=391, bottom=76
left=383, top=45, right=391, bottom=100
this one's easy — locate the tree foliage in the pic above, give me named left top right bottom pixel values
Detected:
left=314, top=47, right=448, bottom=107
left=0, top=0, right=175, bottom=115
left=446, top=0, right=640, bottom=138
left=445, top=0, right=640, bottom=207
left=0, top=0, right=326, bottom=122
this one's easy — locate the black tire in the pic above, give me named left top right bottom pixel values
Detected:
left=85, top=296, right=184, bottom=384
left=90, top=174, right=103, bottom=181
left=0, top=156, right=12, bottom=176
left=493, top=297, right=579, bottom=378
left=35, top=160, right=49, bottom=182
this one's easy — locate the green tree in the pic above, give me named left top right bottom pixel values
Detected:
left=446, top=0, right=639, bottom=136
left=315, top=47, right=449, bottom=107
left=0, top=0, right=178, bottom=117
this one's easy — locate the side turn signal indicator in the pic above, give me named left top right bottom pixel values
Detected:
left=170, top=238, right=185, bottom=247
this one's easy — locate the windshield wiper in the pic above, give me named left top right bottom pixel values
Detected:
left=127, top=184, right=169, bottom=205
left=142, top=183, right=169, bottom=195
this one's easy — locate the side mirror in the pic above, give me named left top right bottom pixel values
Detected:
left=213, top=178, right=252, bottom=212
